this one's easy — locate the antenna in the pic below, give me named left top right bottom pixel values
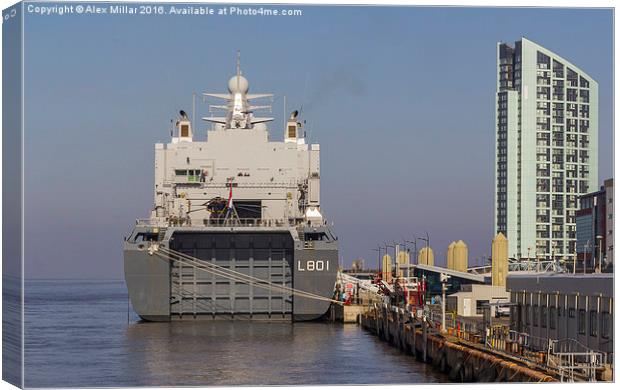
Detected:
left=236, top=50, right=241, bottom=76
left=300, top=72, right=308, bottom=117
left=300, top=73, right=309, bottom=141
left=236, top=50, right=241, bottom=93
left=192, top=92, right=196, bottom=132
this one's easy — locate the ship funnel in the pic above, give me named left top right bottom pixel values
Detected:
left=175, top=110, right=193, bottom=142
left=285, top=110, right=301, bottom=143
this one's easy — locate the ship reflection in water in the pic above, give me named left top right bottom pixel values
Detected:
left=123, top=321, right=448, bottom=386
left=25, top=280, right=447, bottom=387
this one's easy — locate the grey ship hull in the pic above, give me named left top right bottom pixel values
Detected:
left=124, top=224, right=338, bottom=322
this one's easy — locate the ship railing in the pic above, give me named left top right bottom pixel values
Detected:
left=135, top=218, right=294, bottom=228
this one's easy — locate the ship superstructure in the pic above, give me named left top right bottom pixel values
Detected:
left=124, top=59, right=338, bottom=321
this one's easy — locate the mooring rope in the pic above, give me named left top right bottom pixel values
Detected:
left=150, top=245, right=342, bottom=305
left=158, top=248, right=340, bottom=304
left=159, top=246, right=335, bottom=302
left=158, top=246, right=327, bottom=302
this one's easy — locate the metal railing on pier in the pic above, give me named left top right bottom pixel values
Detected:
left=547, top=339, right=607, bottom=382
left=468, top=259, right=560, bottom=275
left=367, top=301, right=609, bottom=382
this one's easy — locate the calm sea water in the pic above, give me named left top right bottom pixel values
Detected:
left=24, top=280, right=447, bottom=387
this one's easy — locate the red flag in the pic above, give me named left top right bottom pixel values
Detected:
left=227, top=182, right=233, bottom=208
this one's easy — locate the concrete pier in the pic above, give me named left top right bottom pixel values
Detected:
left=360, top=304, right=557, bottom=383
left=330, top=304, right=367, bottom=323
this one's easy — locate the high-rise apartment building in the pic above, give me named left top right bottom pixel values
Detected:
left=495, top=37, right=598, bottom=260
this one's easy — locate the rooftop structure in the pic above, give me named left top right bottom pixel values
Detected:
left=413, top=263, right=486, bottom=296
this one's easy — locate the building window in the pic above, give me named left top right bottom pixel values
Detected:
left=578, top=309, right=586, bottom=334
left=569, top=308, right=575, bottom=318
left=537, top=51, right=551, bottom=69
left=525, top=304, right=531, bottom=325
left=511, top=306, right=520, bottom=331
left=601, top=312, right=610, bottom=339
left=175, top=169, right=202, bottom=183
left=476, top=300, right=489, bottom=315
left=533, top=305, right=539, bottom=326
left=550, top=307, right=556, bottom=329
left=589, top=311, right=598, bottom=337
left=541, top=307, right=547, bottom=328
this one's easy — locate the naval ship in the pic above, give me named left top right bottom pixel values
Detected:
left=124, top=60, right=339, bottom=321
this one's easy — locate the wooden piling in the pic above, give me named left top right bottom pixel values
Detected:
left=360, top=304, right=557, bottom=383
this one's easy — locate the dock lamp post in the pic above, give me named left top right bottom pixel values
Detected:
left=399, top=238, right=408, bottom=255
left=405, top=238, right=418, bottom=279
left=372, top=244, right=388, bottom=280
left=392, top=240, right=400, bottom=276
left=399, top=238, right=411, bottom=280
left=371, top=246, right=382, bottom=271
left=573, top=253, right=577, bottom=275
left=385, top=242, right=396, bottom=280
left=583, top=240, right=590, bottom=274
left=596, top=235, right=603, bottom=273
left=408, top=237, right=419, bottom=263
left=418, top=232, right=430, bottom=266
left=440, top=273, right=450, bottom=333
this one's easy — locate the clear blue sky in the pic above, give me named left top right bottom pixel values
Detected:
left=22, top=4, right=613, bottom=278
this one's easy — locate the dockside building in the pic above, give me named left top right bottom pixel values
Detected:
left=575, top=178, right=613, bottom=272
left=507, top=273, right=613, bottom=361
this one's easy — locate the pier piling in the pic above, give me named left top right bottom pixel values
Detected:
left=360, top=304, right=557, bottom=383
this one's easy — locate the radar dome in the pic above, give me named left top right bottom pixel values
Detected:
left=228, top=75, right=249, bottom=94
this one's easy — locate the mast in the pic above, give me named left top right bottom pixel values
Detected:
left=201, top=52, right=274, bottom=129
